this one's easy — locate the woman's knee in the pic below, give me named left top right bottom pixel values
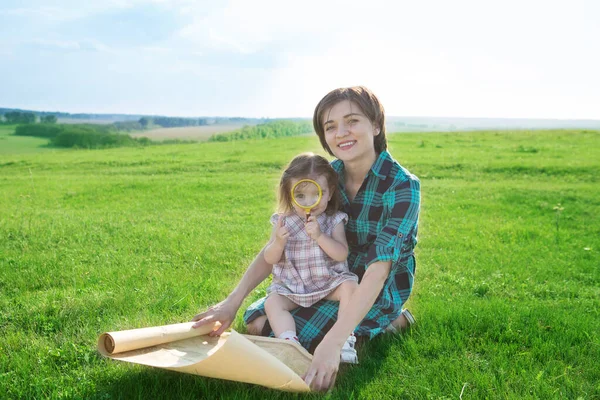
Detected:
left=327, top=280, right=357, bottom=302
left=246, top=315, right=267, bottom=335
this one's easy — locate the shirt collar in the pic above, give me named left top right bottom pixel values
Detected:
left=370, top=150, right=393, bottom=179
left=331, top=150, right=393, bottom=181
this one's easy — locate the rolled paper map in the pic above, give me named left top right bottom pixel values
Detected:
left=97, top=321, right=312, bottom=392
left=98, top=321, right=219, bottom=356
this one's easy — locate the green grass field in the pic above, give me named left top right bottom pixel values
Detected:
left=0, top=125, right=54, bottom=154
left=1, top=128, right=599, bottom=399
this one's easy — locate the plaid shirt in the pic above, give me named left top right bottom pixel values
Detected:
left=244, top=151, right=420, bottom=352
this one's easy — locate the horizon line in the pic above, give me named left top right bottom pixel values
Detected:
left=1, top=105, right=600, bottom=123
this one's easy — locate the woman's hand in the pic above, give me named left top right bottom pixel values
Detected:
left=305, top=216, right=322, bottom=240
left=302, top=338, right=341, bottom=392
left=191, top=298, right=239, bottom=336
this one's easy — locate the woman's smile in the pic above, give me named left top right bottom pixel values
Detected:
left=337, top=140, right=356, bottom=150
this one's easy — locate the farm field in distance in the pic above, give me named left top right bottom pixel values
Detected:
left=130, top=123, right=252, bottom=141
left=0, top=128, right=598, bottom=399
left=57, top=118, right=119, bottom=125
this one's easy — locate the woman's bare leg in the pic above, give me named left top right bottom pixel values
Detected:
left=246, top=315, right=267, bottom=335
left=390, top=313, right=410, bottom=330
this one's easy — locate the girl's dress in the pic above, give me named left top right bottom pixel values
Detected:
left=267, top=211, right=358, bottom=307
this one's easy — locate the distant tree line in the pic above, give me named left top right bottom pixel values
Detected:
left=148, top=117, right=208, bottom=128
left=14, top=124, right=150, bottom=149
left=209, top=120, right=313, bottom=142
left=0, top=107, right=270, bottom=128
left=2, top=111, right=36, bottom=124
left=1, top=111, right=58, bottom=124
left=0, top=108, right=143, bottom=122
left=41, top=115, right=57, bottom=123
left=138, top=116, right=268, bottom=129
left=113, top=120, right=144, bottom=131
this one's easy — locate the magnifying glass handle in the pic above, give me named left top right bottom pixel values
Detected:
left=305, top=212, right=311, bottom=221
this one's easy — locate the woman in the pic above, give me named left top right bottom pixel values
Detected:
left=192, top=86, right=420, bottom=391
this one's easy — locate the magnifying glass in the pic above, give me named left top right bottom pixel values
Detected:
left=291, top=179, right=322, bottom=221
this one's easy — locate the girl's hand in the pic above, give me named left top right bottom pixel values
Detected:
left=274, top=215, right=289, bottom=243
left=302, top=338, right=341, bottom=392
left=305, top=216, right=322, bottom=240
left=191, top=298, right=239, bottom=336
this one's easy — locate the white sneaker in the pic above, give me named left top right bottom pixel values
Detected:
left=340, top=334, right=358, bottom=364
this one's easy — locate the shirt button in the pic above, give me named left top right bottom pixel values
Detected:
left=397, top=232, right=403, bottom=238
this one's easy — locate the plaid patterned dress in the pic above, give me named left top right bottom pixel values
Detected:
left=267, top=211, right=358, bottom=307
left=244, top=151, right=420, bottom=353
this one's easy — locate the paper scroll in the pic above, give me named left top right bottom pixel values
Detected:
left=97, top=322, right=312, bottom=392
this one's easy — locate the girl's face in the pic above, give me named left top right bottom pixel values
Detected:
left=323, top=100, right=379, bottom=163
left=289, top=175, right=332, bottom=218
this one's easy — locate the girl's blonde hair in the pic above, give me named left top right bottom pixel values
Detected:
left=277, top=153, right=341, bottom=215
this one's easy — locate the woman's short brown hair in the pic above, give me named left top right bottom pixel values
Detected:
left=313, top=86, right=387, bottom=156
left=277, top=153, right=340, bottom=215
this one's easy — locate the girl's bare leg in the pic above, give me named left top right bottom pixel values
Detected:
left=264, top=293, right=300, bottom=338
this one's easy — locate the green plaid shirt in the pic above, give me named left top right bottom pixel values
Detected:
left=332, top=150, right=420, bottom=280
left=244, top=151, right=421, bottom=352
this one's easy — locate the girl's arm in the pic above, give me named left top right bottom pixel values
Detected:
left=315, top=221, right=348, bottom=262
left=192, top=248, right=272, bottom=335
left=263, top=216, right=288, bottom=264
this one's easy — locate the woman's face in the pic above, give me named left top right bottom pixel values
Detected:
left=323, top=100, right=379, bottom=164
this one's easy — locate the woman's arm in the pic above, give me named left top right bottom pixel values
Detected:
left=192, top=248, right=272, bottom=335
left=264, top=242, right=285, bottom=265
left=315, top=221, right=348, bottom=262
left=324, top=260, right=390, bottom=342
left=303, top=260, right=391, bottom=391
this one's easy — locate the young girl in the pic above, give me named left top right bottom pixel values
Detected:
left=263, top=153, right=360, bottom=363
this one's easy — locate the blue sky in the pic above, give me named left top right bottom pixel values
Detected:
left=1, top=0, right=599, bottom=119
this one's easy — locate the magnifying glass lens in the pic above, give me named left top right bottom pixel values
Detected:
left=292, top=181, right=320, bottom=208
left=291, top=179, right=323, bottom=220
